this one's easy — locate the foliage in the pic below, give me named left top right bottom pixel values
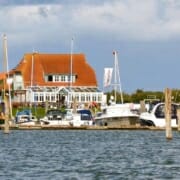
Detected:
left=104, top=89, right=180, bottom=104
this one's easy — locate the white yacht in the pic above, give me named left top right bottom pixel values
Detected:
left=139, top=102, right=179, bottom=127
left=97, top=51, right=139, bottom=127
left=95, top=103, right=139, bottom=127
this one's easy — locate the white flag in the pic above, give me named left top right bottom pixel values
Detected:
left=104, top=68, right=113, bottom=87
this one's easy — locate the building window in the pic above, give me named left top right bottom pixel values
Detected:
left=81, top=94, right=85, bottom=102
left=45, top=74, right=77, bottom=83
left=68, top=75, right=71, bottom=82
left=39, top=93, right=44, bottom=102
left=61, top=75, right=66, bottom=82
left=86, top=94, right=91, bottom=102
left=92, top=95, right=97, bottom=102
left=51, top=94, right=55, bottom=101
left=34, top=93, right=38, bottom=102
left=55, top=75, right=59, bottom=82
left=48, top=75, right=53, bottom=82
left=65, top=76, right=68, bottom=82
left=98, top=94, right=102, bottom=102
left=75, top=94, right=79, bottom=102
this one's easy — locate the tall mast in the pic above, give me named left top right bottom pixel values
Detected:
left=31, top=52, right=34, bottom=88
left=68, top=38, right=74, bottom=107
left=3, top=34, right=12, bottom=119
left=114, top=51, right=117, bottom=103
left=113, top=51, right=123, bottom=104
left=70, top=38, right=73, bottom=89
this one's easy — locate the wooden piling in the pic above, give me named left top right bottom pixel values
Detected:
left=140, top=100, right=146, bottom=113
left=45, top=101, right=48, bottom=113
left=4, top=117, right=9, bottom=134
left=165, top=88, right=172, bottom=140
left=177, top=108, right=180, bottom=131
left=72, top=96, right=77, bottom=113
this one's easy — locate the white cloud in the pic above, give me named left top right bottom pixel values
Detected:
left=1, top=0, right=180, bottom=47
left=72, top=0, right=180, bottom=41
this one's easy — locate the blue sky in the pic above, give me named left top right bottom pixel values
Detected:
left=0, top=0, right=180, bottom=93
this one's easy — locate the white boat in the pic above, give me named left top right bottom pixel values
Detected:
left=15, top=109, right=38, bottom=126
left=40, top=109, right=94, bottom=127
left=139, top=102, right=179, bottom=127
left=40, top=109, right=70, bottom=126
left=95, top=103, right=139, bottom=127
left=72, top=109, right=94, bottom=126
left=97, top=51, right=139, bottom=127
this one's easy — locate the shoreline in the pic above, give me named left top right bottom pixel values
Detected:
left=0, top=124, right=178, bottom=131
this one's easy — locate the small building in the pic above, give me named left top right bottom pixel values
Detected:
left=0, top=52, right=105, bottom=108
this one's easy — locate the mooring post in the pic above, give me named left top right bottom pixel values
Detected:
left=165, top=88, right=172, bottom=140
left=4, top=116, right=9, bottom=134
left=140, top=100, right=146, bottom=113
left=45, top=101, right=48, bottom=113
left=177, top=108, right=180, bottom=131
left=72, top=96, right=77, bottom=114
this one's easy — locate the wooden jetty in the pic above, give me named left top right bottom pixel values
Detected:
left=0, top=124, right=177, bottom=131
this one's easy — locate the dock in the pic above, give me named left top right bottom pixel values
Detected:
left=0, top=124, right=175, bottom=131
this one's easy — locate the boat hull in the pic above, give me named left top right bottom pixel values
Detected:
left=95, top=116, right=139, bottom=127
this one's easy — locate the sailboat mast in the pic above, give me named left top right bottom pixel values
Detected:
left=114, top=51, right=117, bottom=103
left=70, top=38, right=73, bottom=89
left=30, top=53, right=34, bottom=88
left=67, top=38, right=74, bottom=107
left=113, top=51, right=124, bottom=104
left=3, top=34, right=12, bottom=119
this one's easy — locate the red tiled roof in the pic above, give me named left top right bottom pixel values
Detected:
left=0, top=73, right=7, bottom=90
left=10, top=53, right=98, bottom=87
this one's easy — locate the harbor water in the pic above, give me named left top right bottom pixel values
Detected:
left=1, top=130, right=180, bottom=179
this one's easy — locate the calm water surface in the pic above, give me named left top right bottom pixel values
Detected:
left=0, top=130, right=180, bottom=180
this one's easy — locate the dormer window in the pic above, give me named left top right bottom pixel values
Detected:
left=61, top=75, right=66, bottom=82
left=55, top=75, right=60, bottom=82
left=48, top=75, right=53, bottom=82
left=45, top=74, right=77, bottom=83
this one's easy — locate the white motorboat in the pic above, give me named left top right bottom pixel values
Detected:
left=72, top=109, right=94, bottom=126
left=15, top=109, right=38, bottom=126
left=40, top=109, right=94, bottom=127
left=95, top=103, right=139, bottom=127
left=40, top=109, right=70, bottom=126
left=98, top=51, right=139, bottom=127
left=139, top=102, right=179, bottom=127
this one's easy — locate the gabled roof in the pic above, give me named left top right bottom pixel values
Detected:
left=0, top=73, right=8, bottom=90
left=10, top=53, right=98, bottom=87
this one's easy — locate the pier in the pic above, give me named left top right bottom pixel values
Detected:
left=0, top=124, right=177, bottom=131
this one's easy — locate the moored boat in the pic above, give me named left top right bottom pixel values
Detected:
left=95, top=103, right=139, bottom=127
left=40, top=109, right=70, bottom=126
left=40, top=109, right=94, bottom=127
left=15, top=109, right=38, bottom=125
left=139, top=102, right=179, bottom=127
